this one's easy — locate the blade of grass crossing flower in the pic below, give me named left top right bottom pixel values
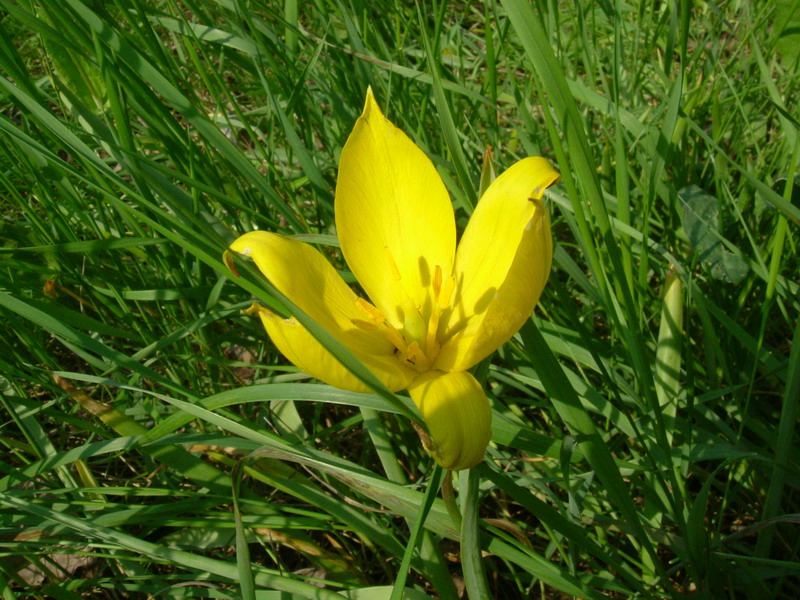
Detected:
left=228, top=256, right=421, bottom=424
left=460, top=468, right=491, bottom=600
left=390, top=465, right=445, bottom=600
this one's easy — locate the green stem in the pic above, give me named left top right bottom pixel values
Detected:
left=390, top=464, right=445, bottom=600
left=461, top=467, right=491, bottom=599
left=442, top=470, right=462, bottom=531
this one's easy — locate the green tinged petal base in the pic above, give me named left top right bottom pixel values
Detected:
left=407, top=371, right=492, bottom=471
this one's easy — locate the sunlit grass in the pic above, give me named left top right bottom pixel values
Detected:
left=1, top=1, right=798, bottom=599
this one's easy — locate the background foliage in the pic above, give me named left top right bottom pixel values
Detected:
left=1, top=0, right=798, bottom=598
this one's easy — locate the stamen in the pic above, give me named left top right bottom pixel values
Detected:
left=384, top=246, right=402, bottom=281
left=351, top=318, right=379, bottom=331
left=439, top=275, right=455, bottom=309
left=432, top=265, right=442, bottom=300
left=384, top=325, right=409, bottom=354
left=425, top=306, right=440, bottom=362
left=355, top=297, right=385, bottom=323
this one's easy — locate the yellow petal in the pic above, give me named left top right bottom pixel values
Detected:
left=229, top=231, right=415, bottom=391
left=248, top=304, right=415, bottom=393
left=335, top=88, right=456, bottom=339
left=435, top=157, right=559, bottom=371
left=407, top=370, right=492, bottom=471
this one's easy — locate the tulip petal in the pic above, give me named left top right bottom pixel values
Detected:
left=335, top=88, right=456, bottom=338
left=435, top=157, right=559, bottom=371
left=407, top=370, right=492, bottom=471
left=248, top=304, right=415, bottom=393
left=229, top=231, right=416, bottom=392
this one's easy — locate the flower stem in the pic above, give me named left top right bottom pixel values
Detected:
left=461, top=467, right=491, bottom=599
left=441, top=470, right=462, bottom=531
left=390, top=464, right=445, bottom=600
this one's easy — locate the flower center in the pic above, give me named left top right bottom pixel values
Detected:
left=351, top=264, right=454, bottom=372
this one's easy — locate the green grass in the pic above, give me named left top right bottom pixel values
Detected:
left=1, top=0, right=798, bottom=598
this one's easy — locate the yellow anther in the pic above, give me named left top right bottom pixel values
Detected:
left=354, top=297, right=413, bottom=355
left=355, top=297, right=385, bottom=323
left=432, top=265, right=442, bottom=300
left=351, top=318, right=379, bottom=331
left=384, top=246, right=402, bottom=281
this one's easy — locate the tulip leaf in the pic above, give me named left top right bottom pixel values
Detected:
left=678, top=185, right=749, bottom=283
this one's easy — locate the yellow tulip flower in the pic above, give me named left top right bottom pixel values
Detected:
left=226, top=88, right=559, bottom=470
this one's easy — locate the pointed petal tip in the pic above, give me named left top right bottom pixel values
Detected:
left=228, top=229, right=271, bottom=255
left=222, top=249, right=239, bottom=277
left=361, top=86, right=382, bottom=120
left=337, top=86, right=456, bottom=329
left=515, top=156, right=561, bottom=199
left=243, top=302, right=274, bottom=318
